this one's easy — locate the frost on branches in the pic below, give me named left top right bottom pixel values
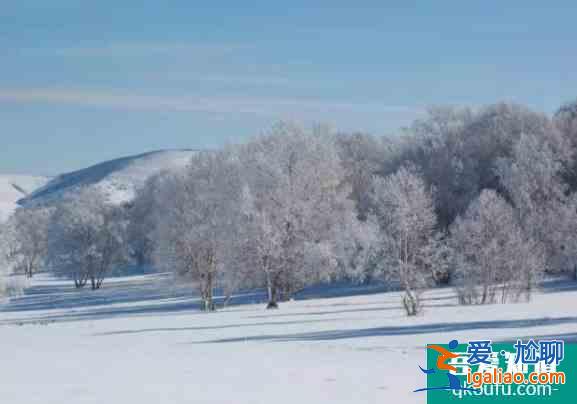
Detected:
left=46, top=188, right=127, bottom=289
left=371, top=166, right=443, bottom=315
left=0, top=222, right=16, bottom=297
left=5, top=207, right=51, bottom=279
left=449, top=190, right=544, bottom=304
left=237, top=124, right=359, bottom=308
left=153, top=150, right=245, bottom=311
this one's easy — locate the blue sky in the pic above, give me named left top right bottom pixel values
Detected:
left=1, top=1, right=577, bottom=175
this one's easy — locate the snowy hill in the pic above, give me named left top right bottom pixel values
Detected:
left=19, top=150, right=198, bottom=207
left=0, top=175, right=49, bottom=221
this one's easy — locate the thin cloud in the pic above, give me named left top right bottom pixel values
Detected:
left=0, top=88, right=420, bottom=118
left=162, top=73, right=297, bottom=87
left=16, top=41, right=248, bottom=57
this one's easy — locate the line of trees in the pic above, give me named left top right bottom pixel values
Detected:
left=2, top=101, right=577, bottom=315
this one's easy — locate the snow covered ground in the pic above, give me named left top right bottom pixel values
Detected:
left=1, top=274, right=576, bottom=404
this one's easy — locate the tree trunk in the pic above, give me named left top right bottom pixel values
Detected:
left=74, top=273, right=87, bottom=288
left=200, top=272, right=215, bottom=311
left=402, top=288, right=419, bottom=316
left=266, top=285, right=279, bottom=309
left=480, top=284, right=489, bottom=305
left=279, top=280, right=293, bottom=302
left=265, top=271, right=279, bottom=309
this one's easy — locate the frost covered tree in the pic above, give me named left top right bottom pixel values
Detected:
left=371, top=166, right=442, bottom=315
left=6, top=207, right=51, bottom=278
left=238, top=123, right=355, bottom=308
left=233, top=187, right=284, bottom=307
left=0, top=222, right=17, bottom=297
left=126, top=172, right=171, bottom=268
left=330, top=210, right=381, bottom=284
left=395, top=104, right=553, bottom=231
left=154, top=150, right=244, bottom=311
left=336, top=132, right=386, bottom=220
left=554, top=100, right=577, bottom=191
left=46, top=188, right=127, bottom=289
left=496, top=132, right=577, bottom=277
left=449, top=190, right=544, bottom=304
left=396, top=106, right=475, bottom=231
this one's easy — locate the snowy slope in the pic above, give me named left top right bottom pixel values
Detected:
left=0, top=274, right=576, bottom=404
left=0, top=175, right=49, bottom=221
left=19, top=150, right=198, bottom=207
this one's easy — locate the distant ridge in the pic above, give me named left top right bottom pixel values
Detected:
left=17, top=149, right=199, bottom=208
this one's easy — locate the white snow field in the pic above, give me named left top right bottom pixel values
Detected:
left=1, top=274, right=576, bottom=404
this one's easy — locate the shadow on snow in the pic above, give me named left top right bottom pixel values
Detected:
left=195, top=316, right=577, bottom=344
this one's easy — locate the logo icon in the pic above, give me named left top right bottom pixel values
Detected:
left=414, top=339, right=477, bottom=393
